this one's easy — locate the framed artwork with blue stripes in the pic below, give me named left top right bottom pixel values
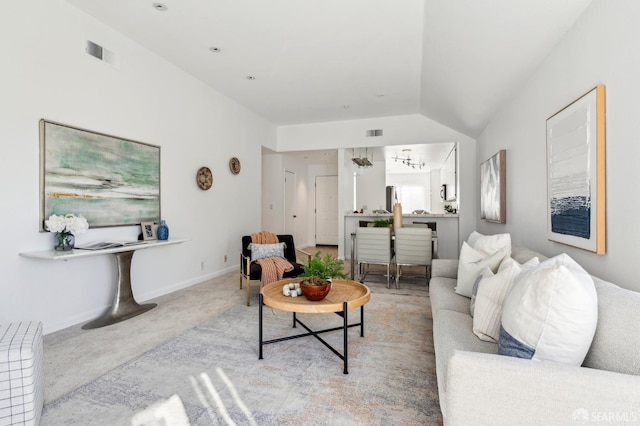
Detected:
left=546, top=85, right=606, bottom=254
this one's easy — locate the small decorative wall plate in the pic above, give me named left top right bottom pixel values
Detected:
left=196, top=166, right=213, bottom=190
left=229, top=157, right=241, bottom=175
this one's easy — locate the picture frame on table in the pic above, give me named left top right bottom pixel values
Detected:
left=141, top=222, right=157, bottom=241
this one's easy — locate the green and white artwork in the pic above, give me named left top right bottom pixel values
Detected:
left=40, top=120, right=160, bottom=230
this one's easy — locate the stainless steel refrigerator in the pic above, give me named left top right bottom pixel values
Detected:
left=385, top=186, right=396, bottom=213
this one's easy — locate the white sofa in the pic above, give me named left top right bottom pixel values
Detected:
left=429, top=246, right=640, bottom=425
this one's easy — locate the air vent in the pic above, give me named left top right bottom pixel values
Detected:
left=85, top=40, right=119, bottom=68
left=365, top=129, right=383, bottom=137
left=86, top=40, right=103, bottom=60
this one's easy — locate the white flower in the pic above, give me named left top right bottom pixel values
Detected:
left=45, top=215, right=67, bottom=233
left=45, top=214, right=89, bottom=235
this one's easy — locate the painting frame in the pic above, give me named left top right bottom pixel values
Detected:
left=480, top=149, right=506, bottom=224
left=546, top=85, right=606, bottom=254
left=140, top=222, right=157, bottom=241
left=39, top=120, right=161, bottom=231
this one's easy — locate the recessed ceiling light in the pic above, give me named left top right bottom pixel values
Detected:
left=246, top=75, right=256, bottom=80
left=152, top=2, right=168, bottom=11
left=209, top=47, right=221, bottom=53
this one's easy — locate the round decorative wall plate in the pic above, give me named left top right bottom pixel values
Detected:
left=196, top=166, right=213, bottom=190
left=229, top=157, right=241, bottom=175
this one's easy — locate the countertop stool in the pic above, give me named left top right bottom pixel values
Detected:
left=0, top=322, right=43, bottom=426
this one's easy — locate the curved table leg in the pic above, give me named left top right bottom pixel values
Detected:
left=82, top=250, right=156, bottom=329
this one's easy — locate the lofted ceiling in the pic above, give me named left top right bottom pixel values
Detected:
left=66, top=0, right=592, bottom=138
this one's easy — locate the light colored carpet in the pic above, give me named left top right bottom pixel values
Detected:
left=43, top=286, right=441, bottom=425
left=43, top=272, right=245, bottom=404
left=42, top=247, right=442, bottom=425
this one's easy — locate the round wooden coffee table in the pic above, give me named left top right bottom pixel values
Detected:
left=259, top=278, right=371, bottom=374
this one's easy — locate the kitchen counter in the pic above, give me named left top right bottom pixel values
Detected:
left=343, top=213, right=459, bottom=260
left=344, top=213, right=459, bottom=218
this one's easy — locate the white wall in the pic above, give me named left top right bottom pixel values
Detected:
left=261, top=149, right=285, bottom=234
left=1, top=0, right=274, bottom=333
left=476, top=0, right=640, bottom=291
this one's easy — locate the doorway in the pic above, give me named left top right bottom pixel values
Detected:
left=315, top=175, right=338, bottom=245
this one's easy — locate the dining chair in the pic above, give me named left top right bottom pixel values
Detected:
left=404, top=222, right=438, bottom=258
left=356, top=227, right=394, bottom=288
left=394, top=227, right=433, bottom=288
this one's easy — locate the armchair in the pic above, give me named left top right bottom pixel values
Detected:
left=240, top=234, right=311, bottom=306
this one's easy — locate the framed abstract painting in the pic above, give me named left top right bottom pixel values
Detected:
left=546, top=85, right=606, bottom=254
left=39, top=120, right=161, bottom=230
left=480, top=150, right=506, bottom=224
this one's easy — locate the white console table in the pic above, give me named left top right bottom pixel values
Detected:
left=19, top=239, right=187, bottom=329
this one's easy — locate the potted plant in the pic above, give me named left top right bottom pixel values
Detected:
left=373, top=217, right=393, bottom=227
left=299, top=252, right=347, bottom=300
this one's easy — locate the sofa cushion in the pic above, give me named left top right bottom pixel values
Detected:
left=432, top=309, right=498, bottom=412
left=455, top=242, right=510, bottom=298
left=472, top=257, right=539, bottom=342
left=430, top=277, right=471, bottom=314
left=583, top=277, right=640, bottom=375
left=499, top=254, right=598, bottom=365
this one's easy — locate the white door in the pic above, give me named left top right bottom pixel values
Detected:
left=284, top=170, right=296, bottom=237
left=315, top=175, right=339, bottom=245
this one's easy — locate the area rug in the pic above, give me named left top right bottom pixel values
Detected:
left=42, top=288, right=442, bottom=425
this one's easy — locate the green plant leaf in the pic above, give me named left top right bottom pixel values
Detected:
left=301, top=252, right=347, bottom=279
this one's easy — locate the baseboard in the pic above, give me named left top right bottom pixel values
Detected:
left=44, top=264, right=240, bottom=335
left=137, top=267, right=235, bottom=302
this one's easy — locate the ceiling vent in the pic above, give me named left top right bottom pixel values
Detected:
left=365, top=129, right=383, bottom=137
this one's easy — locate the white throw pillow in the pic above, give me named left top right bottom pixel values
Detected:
left=455, top=242, right=510, bottom=298
left=469, top=268, right=493, bottom=317
left=250, top=242, right=286, bottom=262
left=472, top=257, right=539, bottom=342
left=466, top=231, right=484, bottom=248
left=499, top=254, right=598, bottom=365
left=472, top=233, right=511, bottom=257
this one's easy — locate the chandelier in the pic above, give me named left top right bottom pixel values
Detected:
left=351, top=148, right=373, bottom=168
left=392, top=149, right=425, bottom=169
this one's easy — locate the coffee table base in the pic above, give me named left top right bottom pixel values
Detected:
left=259, top=295, right=365, bottom=374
